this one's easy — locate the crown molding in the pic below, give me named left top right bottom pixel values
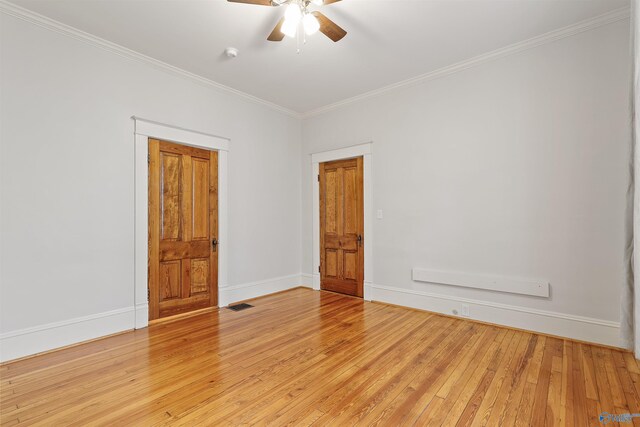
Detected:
left=1, top=1, right=630, bottom=120
left=0, top=0, right=302, bottom=119
left=301, top=6, right=631, bottom=119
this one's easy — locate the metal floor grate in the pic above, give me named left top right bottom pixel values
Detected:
left=227, top=303, right=254, bottom=312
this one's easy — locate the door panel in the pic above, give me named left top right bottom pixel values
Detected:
left=159, top=261, right=181, bottom=301
left=192, top=158, right=209, bottom=240
left=149, top=139, right=218, bottom=320
left=343, top=167, right=357, bottom=235
left=161, top=153, right=181, bottom=240
left=325, top=170, right=337, bottom=234
left=343, top=251, right=357, bottom=281
left=325, top=249, right=338, bottom=278
left=319, top=157, right=364, bottom=298
left=190, top=259, right=209, bottom=294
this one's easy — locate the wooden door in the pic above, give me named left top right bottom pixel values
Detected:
left=148, top=139, right=218, bottom=320
left=319, top=157, right=364, bottom=298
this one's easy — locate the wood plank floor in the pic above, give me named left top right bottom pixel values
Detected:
left=2, top=288, right=640, bottom=426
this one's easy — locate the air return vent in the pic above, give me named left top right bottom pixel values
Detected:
left=227, top=303, right=253, bottom=312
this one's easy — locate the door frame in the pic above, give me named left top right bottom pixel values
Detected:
left=311, top=142, right=373, bottom=300
left=133, top=117, right=229, bottom=329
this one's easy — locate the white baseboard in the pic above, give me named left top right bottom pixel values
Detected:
left=135, top=303, right=149, bottom=329
left=368, top=283, right=623, bottom=348
left=4, top=278, right=618, bottom=363
left=1, top=273, right=312, bottom=363
left=301, top=273, right=314, bottom=287
left=0, top=307, right=135, bottom=362
left=218, top=273, right=312, bottom=307
left=312, top=273, right=320, bottom=290
left=363, top=281, right=373, bottom=301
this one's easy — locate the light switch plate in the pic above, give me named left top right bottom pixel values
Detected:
left=376, top=209, right=383, bottom=219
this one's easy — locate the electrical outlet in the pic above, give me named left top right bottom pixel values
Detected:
left=461, top=304, right=470, bottom=317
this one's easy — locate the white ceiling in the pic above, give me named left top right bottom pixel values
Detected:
left=10, top=0, right=629, bottom=113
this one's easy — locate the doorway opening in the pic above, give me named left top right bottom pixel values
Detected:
left=133, top=117, right=229, bottom=329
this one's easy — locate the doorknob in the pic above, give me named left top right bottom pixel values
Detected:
left=212, top=238, right=218, bottom=251
left=357, top=235, right=362, bottom=247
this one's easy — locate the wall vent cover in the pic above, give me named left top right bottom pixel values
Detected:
left=227, top=303, right=253, bottom=311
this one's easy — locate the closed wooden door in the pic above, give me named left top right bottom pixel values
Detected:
left=148, top=139, right=218, bottom=320
left=319, top=157, right=364, bottom=298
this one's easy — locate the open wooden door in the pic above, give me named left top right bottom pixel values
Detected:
left=319, top=157, right=364, bottom=298
left=148, top=139, right=218, bottom=320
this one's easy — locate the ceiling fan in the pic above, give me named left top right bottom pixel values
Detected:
left=228, top=0, right=347, bottom=42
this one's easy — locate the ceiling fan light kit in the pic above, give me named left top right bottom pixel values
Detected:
left=281, top=4, right=302, bottom=37
left=228, top=0, right=346, bottom=44
left=302, top=13, right=320, bottom=35
left=281, top=3, right=320, bottom=37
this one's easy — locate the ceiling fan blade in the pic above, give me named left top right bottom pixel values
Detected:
left=267, top=17, right=286, bottom=41
left=227, top=0, right=274, bottom=5
left=312, top=11, right=347, bottom=42
left=322, top=0, right=342, bottom=4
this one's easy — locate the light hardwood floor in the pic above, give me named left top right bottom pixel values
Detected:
left=1, top=288, right=639, bottom=426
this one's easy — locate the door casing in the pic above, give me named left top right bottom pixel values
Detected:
left=134, top=117, right=229, bottom=329
left=311, top=142, right=373, bottom=301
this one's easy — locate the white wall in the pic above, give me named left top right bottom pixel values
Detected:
left=301, top=20, right=631, bottom=346
left=0, top=10, right=632, bottom=361
left=0, top=13, right=301, bottom=360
